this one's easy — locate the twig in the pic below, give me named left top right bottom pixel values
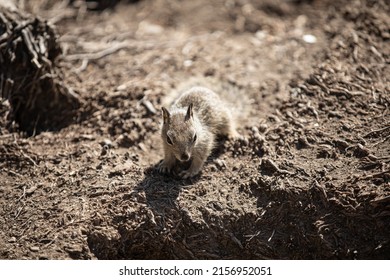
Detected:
left=370, top=196, right=390, bottom=206
left=308, top=75, right=329, bottom=94
left=356, top=170, right=390, bottom=181
left=19, top=150, right=38, bottom=166
left=3, top=167, right=23, bottom=177
left=17, top=185, right=26, bottom=202
left=372, top=135, right=390, bottom=146
left=261, top=158, right=295, bottom=175
left=64, top=33, right=221, bottom=62
left=268, top=229, right=275, bottom=242
left=48, top=9, right=77, bottom=25
left=140, top=98, right=157, bottom=115
left=0, top=133, right=13, bottom=139
left=364, top=125, right=390, bottom=138
left=229, top=233, right=243, bottom=249
left=64, top=41, right=131, bottom=61
left=41, top=234, right=59, bottom=249
left=245, top=230, right=261, bottom=242
left=75, top=59, right=89, bottom=73
left=21, top=28, right=42, bottom=69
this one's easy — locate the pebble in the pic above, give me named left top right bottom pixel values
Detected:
left=137, top=21, right=164, bottom=35
left=101, top=138, right=113, bottom=148
left=259, top=124, right=268, bottom=133
left=303, top=34, right=317, bottom=44
left=241, top=137, right=249, bottom=146
left=183, top=60, right=193, bottom=67
left=214, top=159, right=227, bottom=170
left=26, top=185, right=37, bottom=194
left=116, top=84, right=127, bottom=91
left=30, top=246, right=40, bottom=252
left=8, top=237, right=17, bottom=243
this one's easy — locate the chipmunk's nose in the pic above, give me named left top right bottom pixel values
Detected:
left=180, top=153, right=190, bottom=162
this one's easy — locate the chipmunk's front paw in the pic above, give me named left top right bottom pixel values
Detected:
left=158, top=160, right=174, bottom=174
left=179, top=168, right=200, bottom=179
left=230, top=132, right=247, bottom=142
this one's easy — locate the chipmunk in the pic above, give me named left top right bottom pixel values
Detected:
left=158, top=86, right=239, bottom=179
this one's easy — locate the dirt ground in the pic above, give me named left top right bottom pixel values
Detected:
left=0, top=0, right=389, bottom=259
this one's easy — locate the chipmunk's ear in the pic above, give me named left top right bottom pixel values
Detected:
left=185, top=103, right=193, bottom=121
left=162, top=107, right=170, bottom=124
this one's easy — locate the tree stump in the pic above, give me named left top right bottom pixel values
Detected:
left=0, top=2, right=80, bottom=135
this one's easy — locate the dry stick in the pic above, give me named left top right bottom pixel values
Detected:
left=0, top=19, right=35, bottom=46
left=364, top=125, right=390, bottom=138
left=268, top=229, right=276, bottom=242
left=17, top=186, right=26, bottom=202
left=49, top=11, right=73, bottom=25
left=262, top=158, right=295, bottom=175
left=64, top=41, right=132, bottom=61
left=21, top=28, right=42, bottom=69
left=0, top=12, right=12, bottom=32
left=65, top=33, right=219, bottom=62
left=19, top=150, right=38, bottom=166
left=2, top=167, right=22, bottom=177
left=309, top=75, right=329, bottom=93
left=356, top=169, right=390, bottom=181
left=370, top=195, right=390, bottom=206
left=373, top=135, right=390, bottom=146
left=75, top=59, right=88, bottom=73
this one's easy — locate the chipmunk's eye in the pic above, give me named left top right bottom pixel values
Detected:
left=167, top=135, right=173, bottom=145
left=193, top=134, right=197, bottom=143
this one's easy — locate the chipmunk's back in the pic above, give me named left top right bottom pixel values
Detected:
left=172, top=86, right=233, bottom=135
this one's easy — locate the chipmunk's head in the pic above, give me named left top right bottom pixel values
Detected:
left=161, top=104, right=198, bottom=162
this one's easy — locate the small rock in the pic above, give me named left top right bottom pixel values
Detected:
left=141, top=99, right=157, bottom=115
left=138, top=143, right=148, bottom=152
left=259, top=123, right=268, bottom=133
left=100, top=146, right=108, bottom=156
left=79, top=134, right=95, bottom=140
left=116, top=84, right=127, bottom=91
left=241, top=137, right=249, bottom=146
left=25, top=185, right=37, bottom=195
left=297, top=136, right=310, bottom=148
left=100, top=138, right=113, bottom=148
left=209, top=165, right=218, bottom=172
left=30, top=246, right=40, bottom=252
left=303, top=34, right=317, bottom=44
left=255, top=30, right=267, bottom=40
left=214, top=159, right=227, bottom=170
left=8, top=237, right=17, bottom=243
left=137, top=21, right=164, bottom=35
left=183, top=60, right=193, bottom=67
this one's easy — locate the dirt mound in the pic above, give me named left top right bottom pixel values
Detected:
left=0, top=0, right=389, bottom=259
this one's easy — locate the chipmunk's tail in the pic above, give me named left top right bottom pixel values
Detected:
left=163, top=76, right=252, bottom=127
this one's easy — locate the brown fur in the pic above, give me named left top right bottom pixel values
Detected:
left=159, top=86, right=238, bottom=178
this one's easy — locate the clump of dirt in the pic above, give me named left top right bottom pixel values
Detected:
left=0, top=0, right=389, bottom=260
